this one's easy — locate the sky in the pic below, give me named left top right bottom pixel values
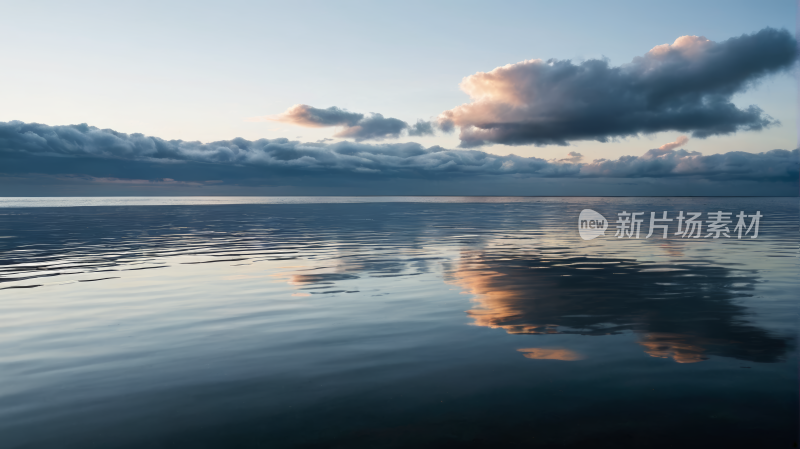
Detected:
left=0, top=0, right=797, bottom=196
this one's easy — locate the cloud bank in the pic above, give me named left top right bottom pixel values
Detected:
left=1, top=122, right=796, bottom=186
left=580, top=147, right=796, bottom=179
left=262, top=104, right=435, bottom=141
left=439, top=28, right=797, bottom=147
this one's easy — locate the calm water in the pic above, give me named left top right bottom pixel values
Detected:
left=0, top=197, right=797, bottom=448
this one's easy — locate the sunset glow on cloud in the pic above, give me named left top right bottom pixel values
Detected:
left=438, top=28, right=795, bottom=147
left=0, top=18, right=796, bottom=196
left=262, top=104, right=435, bottom=141
left=658, top=136, right=689, bottom=151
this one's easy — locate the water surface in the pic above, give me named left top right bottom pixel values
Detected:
left=0, top=197, right=797, bottom=448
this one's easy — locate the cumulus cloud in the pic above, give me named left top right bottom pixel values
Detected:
left=659, top=135, right=689, bottom=151
left=259, top=104, right=436, bottom=141
left=439, top=28, right=797, bottom=147
left=0, top=121, right=796, bottom=184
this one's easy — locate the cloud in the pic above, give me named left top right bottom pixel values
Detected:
left=558, top=151, right=584, bottom=163
left=408, top=120, right=435, bottom=137
left=439, top=28, right=797, bottom=147
left=264, top=104, right=363, bottom=127
left=333, top=113, right=408, bottom=140
left=259, top=104, right=437, bottom=141
left=0, top=121, right=573, bottom=179
left=0, top=121, right=796, bottom=187
left=580, top=147, right=798, bottom=180
left=658, top=135, right=689, bottom=151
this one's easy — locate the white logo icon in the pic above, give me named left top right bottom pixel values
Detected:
left=579, top=209, right=608, bottom=240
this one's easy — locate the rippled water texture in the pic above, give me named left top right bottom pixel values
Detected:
left=0, top=197, right=797, bottom=448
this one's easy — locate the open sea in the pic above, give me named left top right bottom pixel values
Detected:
left=0, top=197, right=797, bottom=448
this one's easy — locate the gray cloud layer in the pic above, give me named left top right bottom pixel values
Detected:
left=439, top=28, right=797, bottom=147
left=581, top=147, right=797, bottom=179
left=265, top=104, right=435, bottom=141
left=1, top=122, right=796, bottom=185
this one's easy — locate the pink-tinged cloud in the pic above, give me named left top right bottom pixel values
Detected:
left=261, top=104, right=363, bottom=128
left=658, top=136, right=689, bottom=151
left=255, top=104, right=434, bottom=141
left=438, top=28, right=796, bottom=147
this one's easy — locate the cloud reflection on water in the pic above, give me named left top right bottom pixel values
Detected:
left=452, top=251, right=789, bottom=364
left=0, top=201, right=790, bottom=368
left=0, top=200, right=795, bottom=448
left=517, top=348, right=585, bottom=361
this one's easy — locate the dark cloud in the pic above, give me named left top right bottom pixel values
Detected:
left=438, top=118, right=455, bottom=133
left=0, top=121, right=572, bottom=179
left=408, top=120, right=435, bottom=137
left=268, top=104, right=363, bottom=127
left=265, top=104, right=437, bottom=141
left=334, top=113, right=408, bottom=140
left=0, top=121, right=796, bottom=191
left=439, top=28, right=797, bottom=147
left=581, top=148, right=798, bottom=180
